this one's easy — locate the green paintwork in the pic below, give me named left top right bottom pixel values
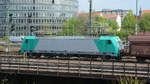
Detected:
left=21, top=36, right=121, bottom=57
left=21, top=36, right=39, bottom=53
left=94, top=36, right=120, bottom=57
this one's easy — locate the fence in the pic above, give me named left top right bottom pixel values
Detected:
left=0, top=56, right=150, bottom=79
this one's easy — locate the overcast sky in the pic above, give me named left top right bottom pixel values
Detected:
left=79, top=0, right=150, bottom=14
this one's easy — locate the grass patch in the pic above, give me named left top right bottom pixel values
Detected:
left=118, top=77, right=146, bottom=84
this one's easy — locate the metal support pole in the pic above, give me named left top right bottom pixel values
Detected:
left=89, top=0, right=92, bottom=35
left=78, top=55, right=81, bottom=77
left=101, top=54, right=104, bottom=79
left=73, top=24, right=75, bottom=36
left=37, top=64, right=39, bottom=75
left=28, top=14, right=32, bottom=36
left=112, top=61, right=114, bottom=76
left=68, top=55, right=70, bottom=73
left=57, top=56, right=59, bottom=77
left=135, top=63, right=137, bottom=77
left=102, top=23, right=104, bottom=34
left=135, top=0, right=138, bottom=35
left=147, top=63, right=149, bottom=78
left=17, top=60, right=20, bottom=73
left=67, top=23, right=69, bottom=36
left=104, top=23, right=106, bottom=34
left=6, top=1, right=10, bottom=52
left=124, top=62, right=125, bottom=76
left=90, top=55, right=92, bottom=75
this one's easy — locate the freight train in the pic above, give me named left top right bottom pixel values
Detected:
left=20, top=36, right=125, bottom=59
left=19, top=32, right=150, bottom=62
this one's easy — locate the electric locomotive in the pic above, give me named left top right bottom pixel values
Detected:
left=20, top=36, right=124, bottom=59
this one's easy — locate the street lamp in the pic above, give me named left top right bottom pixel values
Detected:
left=135, top=0, right=138, bottom=35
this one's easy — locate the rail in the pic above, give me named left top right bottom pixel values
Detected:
left=0, top=56, right=150, bottom=80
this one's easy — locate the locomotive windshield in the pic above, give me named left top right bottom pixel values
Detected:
left=116, top=39, right=124, bottom=50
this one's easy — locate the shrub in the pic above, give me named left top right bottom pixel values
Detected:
left=118, top=77, right=146, bottom=84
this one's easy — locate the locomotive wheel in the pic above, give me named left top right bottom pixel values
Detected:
left=27, top=53, right=32, bottom=58
left=105, top=56, right=111, bottom=60
left=115, top=56, right=121, bottom=61
left=101, top=56, right=111, bottom=60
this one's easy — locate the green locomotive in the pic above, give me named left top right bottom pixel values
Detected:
left=21, top=36, right=124, bottom=59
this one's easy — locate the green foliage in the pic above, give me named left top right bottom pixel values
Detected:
left=118, top=77, right=146, bottom=84
left=93, top=16, right=119, bottom=35
left=107, top=20, right=119, bottom=30
left=2, top=36, right=8, bottom=41
left=59, top=16, right=120, bottom=36
left=93, top=16, right=119, bottom=32
left=139, top=13, right=150, bottom=31
left=0, top=46, right=4, bottom=51
left=94, top=16, right=107, bottom=22
left=122, top=10, right=136, bottom=33
left=92, top=16, right=107, bottom=35
left=118, top=11, right=136, bottom=40
left=116, top=30, right=128, bottom=40
left=58, top=18, right=85, bottom=36
left=116, top=28, right=135, bottom=40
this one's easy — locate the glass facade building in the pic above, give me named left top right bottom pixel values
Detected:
left=0, top=0, right=78, bottom=36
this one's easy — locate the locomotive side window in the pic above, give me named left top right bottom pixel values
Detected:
left=108, top=40, right=111, bottom=44
left=25, top=39, right=28, bottom=44
left=52, top=0, right=55, bottom=4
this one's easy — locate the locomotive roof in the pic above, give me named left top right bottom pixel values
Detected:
left=36, top=36, right=99, bottom=40
left=24, top=36, right=120, bottom=40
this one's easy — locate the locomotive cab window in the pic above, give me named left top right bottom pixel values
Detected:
left=25, top=39, right=28, bottom=44
left=107, top=40, right=112, bottom=44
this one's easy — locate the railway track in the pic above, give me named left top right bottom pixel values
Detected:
left=0, top=56, right=150, bottom=79
left=0, top=51, right=145, bottom=63
left=0, top=55, right=147, bottom=66
left=0, top=54, right=140, bottom=63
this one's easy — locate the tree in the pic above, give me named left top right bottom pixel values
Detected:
left=2, top=36, right=8, bottom=41
left=107, top=20, right=119, bottom=30
left=118, top=10, right=136, bottom=40
left=116, top=30, right=128, bottom=40
left=94, top=16, right=119, bottom=30
left=58, top=18, right=85, bottom=36
left=59, top=16, right=119, bottom=36
left=92, top=16, right=107, bottom=35
left=122, top=10, right=136, bottom=34
left=139, top=13, right=150, bottom=31
left=93, top=16, right=119, bottom=35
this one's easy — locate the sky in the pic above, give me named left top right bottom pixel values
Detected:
left=79, top=0, right=150, bottom=14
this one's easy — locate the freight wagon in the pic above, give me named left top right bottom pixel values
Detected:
left=20, top=36, right=124, bottom=59
left=128, top=35, right=150, bottom=62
